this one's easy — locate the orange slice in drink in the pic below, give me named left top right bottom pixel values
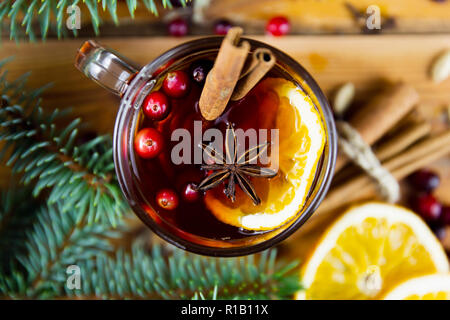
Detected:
left=204, top=78, right=326, bottom=231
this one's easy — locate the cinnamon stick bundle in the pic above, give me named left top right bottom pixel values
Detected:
left=304, top=129, right=450, bottom=234
left=282, top=129, right=450, bottom=258
left=375, top=121, right=431, bottom=161
left=334, top=120, right=431, bottom=184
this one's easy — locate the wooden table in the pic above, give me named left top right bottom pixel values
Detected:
left=1, top=35, right=449, bottom=259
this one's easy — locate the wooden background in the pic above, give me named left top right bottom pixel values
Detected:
left=200, top=0, right=450, bottom=33
left=1, top=34, right=449, bottom=260
left=59, top=0, right=450, bottom=36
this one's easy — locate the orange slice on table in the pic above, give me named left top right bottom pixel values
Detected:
left=296, top=203, right=449, bottom=300
left=204, top=78, right=326, bottom=231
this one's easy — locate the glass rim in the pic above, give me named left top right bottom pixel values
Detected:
left=113, top=36, right=337, bottom=257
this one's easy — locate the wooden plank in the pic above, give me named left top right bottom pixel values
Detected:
left=1, top=35, right=449, bottom=129
left=6, top=0, right=450, bottom=40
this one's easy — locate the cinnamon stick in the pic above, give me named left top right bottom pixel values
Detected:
left=199, top=27, right=250, bottom=121
left=231, top=48, right=275, bottom=100
left=305, top=129, right=450, bottom=233
left=375, top=121, right=431, bottom=162
left=333, top=120, right=430, bottom=184
left=335, top=83, right=419, bottom=172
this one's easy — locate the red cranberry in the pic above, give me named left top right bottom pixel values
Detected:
left=183, top=183, right=200, bottom=202
left=168, top=18, right=188, bottom=37
left=142, top=91, right=170, bottom=120
left=409, top=169, right=440, bottom=192
left=163, top=70, right=190, bottom=98
left=413, top=193, right=443, bottom=222
left=156, top=189, right=179, bottom=210
left=134, top=128, right=164, bottom=159
left=190, top=60, right=213, bottom=83
left=266, top=16, right=290, bottom=36
left=441, top=206, right=450, bottom=226
left=214, top=19, right=233, bottom=35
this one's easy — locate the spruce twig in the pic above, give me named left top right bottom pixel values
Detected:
left=68, top=244, right=301, bottom=300
left=0, top=202, right=123, bottom=299
left=0, top=60, right=128, bottom=227
left=0, top=186, right=39, bottom=270
left=0, top=0, right=189, bottom=41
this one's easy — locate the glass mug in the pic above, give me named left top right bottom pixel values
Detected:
left=75, top=37, right=337, bottom=257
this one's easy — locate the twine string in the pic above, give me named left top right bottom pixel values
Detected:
left=336, top=120, right=400, bottom=203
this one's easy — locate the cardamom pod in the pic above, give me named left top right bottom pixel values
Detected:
left=333, top=82, right=355, bottom=117
left=431, top=50, right=450, bottom=83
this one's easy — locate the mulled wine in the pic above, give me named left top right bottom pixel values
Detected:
left=75, top=36, right=336, bottom=256
left=131, top=52, right=326, bottom=247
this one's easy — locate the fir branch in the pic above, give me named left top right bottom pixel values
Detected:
left=0, top=202, right=123, bottom=299
left=0, top=58, right=303, bottom=301
left=0, top=0, right=189, bottom=41
left=0, top=186, right=39, bottom=270
left=0, top=61, right=128, bottom=227
left=67, top=244, right=301, bottom=300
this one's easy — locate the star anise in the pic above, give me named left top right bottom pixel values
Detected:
left=196, top=123, right=277, bottom=205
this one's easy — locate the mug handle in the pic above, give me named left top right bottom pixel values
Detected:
left=75, top=40, right=140, bottom=97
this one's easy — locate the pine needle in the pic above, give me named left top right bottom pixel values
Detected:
left=0, top=58, right=128, bottom=226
